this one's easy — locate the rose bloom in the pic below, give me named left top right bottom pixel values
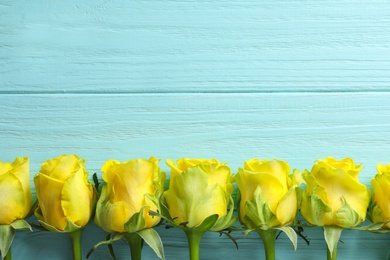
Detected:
left=34, top=154, right=96, bottom=231
left=94, top=157, right=165, bottom=233
left=235, top=158, right=301, bottom=230
left=370, top=163, right=390, bottom=229
left=301, top=157, right=370, bottom=228
left=0, top=157, right=32, bottom=225
left=163, top=158, right=235, bottom=231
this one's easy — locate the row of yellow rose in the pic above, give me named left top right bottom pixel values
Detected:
left=0, top=155, right=389, bottom=260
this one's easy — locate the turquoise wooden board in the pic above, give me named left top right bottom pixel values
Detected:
left=1, top=0, right=390, bottom=259
left=1, top=1, right=390, bottom=93
left=2, top=93, right=390, bottom=179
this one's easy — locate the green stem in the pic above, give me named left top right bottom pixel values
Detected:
left=4, top=247, right=12, bottom=260
left=124, top=233, right=144, bottom=260
left=184, top=230, right=205, bottom=260
left=68, top=229, right=84, bottom=260
left=327, top=245, right=338, bottom=260
left=257, top=229, right=277, bottom=260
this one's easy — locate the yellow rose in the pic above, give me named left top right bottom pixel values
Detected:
left=94, top=157, right=165, bottom=233
left=0, top=157, right=32, bottom=225
left=163, top=158, right=235, bottom=231
left=301, top=157, right=370, bottom=228
left=370, top=163, right=390, bottom=229
left=235, top=159, right=301, bottom=230
left=34, top=154, right=96, bottom=232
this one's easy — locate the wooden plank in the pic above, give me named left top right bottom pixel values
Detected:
left=1, top=1, right=390, bottom=93
left=9, top=222, right=390, bottom=259
left=1, top=92, right=390, bottom=184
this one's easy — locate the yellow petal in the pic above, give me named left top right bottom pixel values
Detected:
left=166, top=159, right=182, bottom=181
left=201, top=164, right=231, bottom=187
left=95, top=186, right=129, bottom=233
left=276, top=187, right=299, bottom=225
left=34, top=173, right=67, bottom=230
left=0, top=171, right=25, bottom=224
left=314, top=157, right=363, bottom=180
left=61, top=166, right=94, bottom=227
left=101, top=160, right=121, bottom=183
left=376, top=163, right=390, bottom=175
left=10, top=157, right=31, bottom=216
left=0, top=161, right=12, bottom=175
left=243, top=159, right=290, bottom=191
left=176, top=158, right=220, bottom=171
left=371, top=172, right=390, bottom=221
left=315, top=168, right=369, bottom=216
left=118, top=159, right=156, bottom=213
left=40, top=154, right=81, bottom=182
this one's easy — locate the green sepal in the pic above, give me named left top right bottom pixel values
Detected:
left=334, top=197, right=360, bottom=228
left=244, top=187, right=277, bottom=230
left=366, top=197, right=376, bottom=223
left=324, top=225, right=343, bottom=260
left=86, top=232, right=123, bottom=259
left=124, top=208, right=146, bottom=234
left=243, top=228, right=253, bottom=238
left=10, top=219, right=32, bottom=231
left=275, top=226, right=298, bottom=251
left=193, top=214, right=219, bottom=232
left=155, top=197, right=220, bottom=233
left=0, top=225, right=14, bottom=259
left=137, top=229, right=165, bottom=260
left=0, top=220, right=33, bottom=258
left=64, top=219, right=83, bottom=233
left=301, top=188, right=332, bottom=226
left=26, top=200, right=39, bottom=219
left=38, top=218, right=81, bottom=233
left=235, top=189, right=242, bottom=221
left=211, top=197, right=236, bottom=231
left=154, top=196, right=175, bottom=226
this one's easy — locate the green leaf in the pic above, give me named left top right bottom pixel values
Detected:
left=354, top=221, right=390, bottom=233
left=86, top=233, right=123, bottom=259
left=137, top=229, right=165, bottom=260
left=124, top=208, right=146, bottom=233
left=276, top=226, right=298, bottom=251
left=0, top=225, right=15, bottom=259
left=10, top=219, right=32, bottom=231
left=324, top=225, right=343, bottom=260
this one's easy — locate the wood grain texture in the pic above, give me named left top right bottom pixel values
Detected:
left=2, top=92, right=390, bottom=182
left=1, top=0, right=390, bottom=93
left=2, top=0, right=390, bottom=259
left=1, top=92, right=390, bottom=259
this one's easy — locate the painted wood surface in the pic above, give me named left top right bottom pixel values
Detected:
left=1, top=0, right=390, bottom=259
left=2, top=0, right=390, bottom=93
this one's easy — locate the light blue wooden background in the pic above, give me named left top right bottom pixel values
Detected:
left=1, top=0, right=390, bottom=259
